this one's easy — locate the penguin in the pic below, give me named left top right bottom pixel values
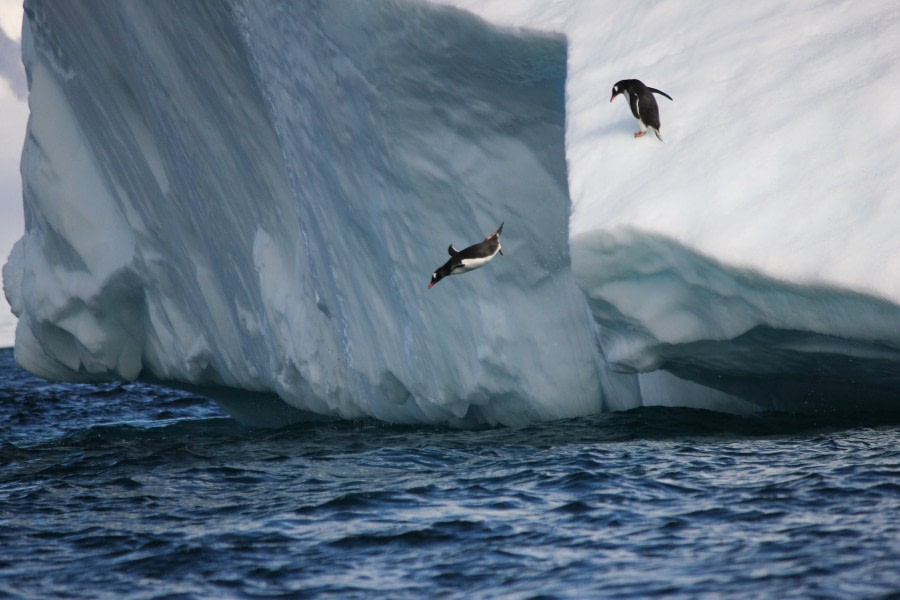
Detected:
left=429, top=223, right=504, bottom=289
left=610, top=79, right=673, bottom=141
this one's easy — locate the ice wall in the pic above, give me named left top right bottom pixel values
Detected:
left=4, top=0, right=614, bottom=426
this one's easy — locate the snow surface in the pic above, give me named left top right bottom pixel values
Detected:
left=4, top=0, right=900, bottom=425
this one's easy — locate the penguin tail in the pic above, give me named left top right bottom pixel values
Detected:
left=654, top=129, right=664, bottom=142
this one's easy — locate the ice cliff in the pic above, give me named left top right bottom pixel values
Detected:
left=4, top=0, right=899, bottom=426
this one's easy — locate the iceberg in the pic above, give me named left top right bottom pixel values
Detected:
left=4, top=0, right=899, bottom=426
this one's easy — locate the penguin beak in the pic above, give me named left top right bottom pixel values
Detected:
left=610, top=94, right=615, bottom=102
left=428, top=280, right=435, bottom=289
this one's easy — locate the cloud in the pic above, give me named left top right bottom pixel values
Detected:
left=0, top=28, right=24, bottom=100
left=0, top=305, right=14, bottom=348
left=0, top=0, right=21, bottom=42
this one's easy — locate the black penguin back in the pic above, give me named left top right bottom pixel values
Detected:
left=626, top=80, right=661, bottom=129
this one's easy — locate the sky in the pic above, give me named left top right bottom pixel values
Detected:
left=0, top=0, right=25, bottom=348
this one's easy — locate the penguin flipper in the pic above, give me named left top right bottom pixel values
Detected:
left=649, top=88, right=673, bottom=101
left=448, top=244, right=460, bottom=257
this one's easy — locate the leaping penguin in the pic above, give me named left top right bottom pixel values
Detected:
left=610, top=79, right=673, bottom=141
left=429, top=223, right=504, bottom=289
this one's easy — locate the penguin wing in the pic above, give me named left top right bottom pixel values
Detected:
left=629, top=94, right=642, bottom=120
left=649, top=88, right=673, bottom=101
left=437, top=256, right=463, bottom=273
left=448, top=244, right=460, bottom=257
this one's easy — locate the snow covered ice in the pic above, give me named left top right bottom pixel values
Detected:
left=4, top=0, right=900, bottom=426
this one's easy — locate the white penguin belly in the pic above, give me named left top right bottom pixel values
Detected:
left=455, top=251, right=498, bottom=273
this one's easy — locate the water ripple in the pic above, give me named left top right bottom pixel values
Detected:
left=1, top=349, right=899, bottom=598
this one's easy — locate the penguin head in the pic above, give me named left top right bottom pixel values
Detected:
left=609, top=79, right=634, bottom=102
left=610, top=82, right=624, bottom=103
left=429, top=264, right=452, bottom=289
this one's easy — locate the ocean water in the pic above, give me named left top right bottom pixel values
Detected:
left=1, top=347, right=898, bottom=599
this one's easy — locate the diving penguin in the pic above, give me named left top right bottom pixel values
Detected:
left=610, top=79, right=673, bottom=141
left=429, top=223, right=504, bottom=289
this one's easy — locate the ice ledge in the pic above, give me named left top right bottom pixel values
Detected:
left=573, top=228, right=900, bottom=412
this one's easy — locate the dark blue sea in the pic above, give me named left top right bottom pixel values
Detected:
left=1, top=347, right=898, bottom=599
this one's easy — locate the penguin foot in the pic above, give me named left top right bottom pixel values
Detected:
left=634, top=131, right=646, bottom=138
